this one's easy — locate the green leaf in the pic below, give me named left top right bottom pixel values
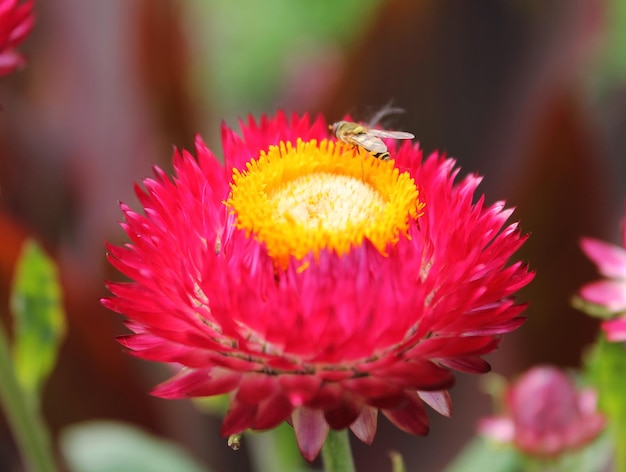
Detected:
left=192, top=392, right=230, bottom=416
left=588, top=0, right=626, bottom=97
left=544, top=432, right=614, bottom=472
left=60, top=421, right=208, bottom=472
left=585, top=335, right=626, bottom=472
left=10, top=240, right=66, bottom=402
left=442, top=437, right=520, bottom=472
left=247, top=424, right=313, bottom=472
left=571, top=295, right=617, bottom=320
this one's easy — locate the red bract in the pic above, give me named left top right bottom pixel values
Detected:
left=579, top=206, right=626, bottom=341
left=103, top=112, right=533, bottom=460
left=479, top=366, right=605, bottom=457
left=0, top=0, right=34, bottom=77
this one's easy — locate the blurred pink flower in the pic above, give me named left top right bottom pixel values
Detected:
left=0, top=0, right=34, bottom=77
left=103, top=112, right=533, bottom=460
left=579, top=207, right=626, bottom=341
left=479, top=366, right=605, bottom=457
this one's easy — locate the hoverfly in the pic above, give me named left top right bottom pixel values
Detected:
left=331, top=120, right=414, bottom=160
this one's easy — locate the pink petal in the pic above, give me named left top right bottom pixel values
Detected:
left=342, top=376, right=405, bottom=400
left=307, top=383, right=343, bottom=410
left=577, top=388, right=599, bottom=415
left=602, top=317, right=626, bottom=341
left=235, top=374, right=278, bottom=404
left=9, top=1, right=34, bottom=45
left=253, top=394, right=293, bottom=430
left=477, top=417, right=514, bottom=442
left=581, top=237, right=626, bottom=278
left=0, top=49, right=23, bottom=75
left=324, top=398, right=362, bottom=429
left=221, top=399, right=258, bottom=436
left=151, top=368, right=240, bottom=399
left=349, top=406, right=378, bottom=444
left=382, top=392, right=429, bottom=436
left=292, top=407, right=329, bottom=462
left=418, top=390, right=452, bottom=417
left=367, top=359, right=455, bottom=391
left=409, top=336, right=498, bottom=360
left=278, top=374, right=322, bottom=406
left=437, top=356, right=492, bottom=374
left=118, top=333, right=215, bottom=367
left=580, top=280, right=626, bottom=312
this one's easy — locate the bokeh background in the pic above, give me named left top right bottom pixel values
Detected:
left=1, top=0, right=626, bottom=471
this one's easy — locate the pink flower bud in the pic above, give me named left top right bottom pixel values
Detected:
left=479, top=366, right=605, bottom=457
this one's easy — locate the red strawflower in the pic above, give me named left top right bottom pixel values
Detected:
left=579, top=205, right=626, bottom=341
left=103, top=112, right=533, bottom=460
left=0, top=0, right=34, bottom=77
left=478, top=366, right=605, bottom=457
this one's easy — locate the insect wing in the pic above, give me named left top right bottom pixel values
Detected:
left=367, top=129, right=415, bottom=140
left=347, top=133, right=388, bottom=153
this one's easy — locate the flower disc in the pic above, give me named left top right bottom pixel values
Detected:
left=227, top=138, right=422, bottom=267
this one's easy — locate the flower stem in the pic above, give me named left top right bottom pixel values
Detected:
left=321, top=429, right=355, bottom=472
left=248, top=424, right=306, bottom=472
left=0, top=324, right=58, bottom=472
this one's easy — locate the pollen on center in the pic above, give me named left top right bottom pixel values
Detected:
left=227, top=138, right=422, bottom=268
left=270, top=173, right=385, bottom=232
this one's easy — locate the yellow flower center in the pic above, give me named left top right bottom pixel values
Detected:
left=226, top=138, right=423, bottom=268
